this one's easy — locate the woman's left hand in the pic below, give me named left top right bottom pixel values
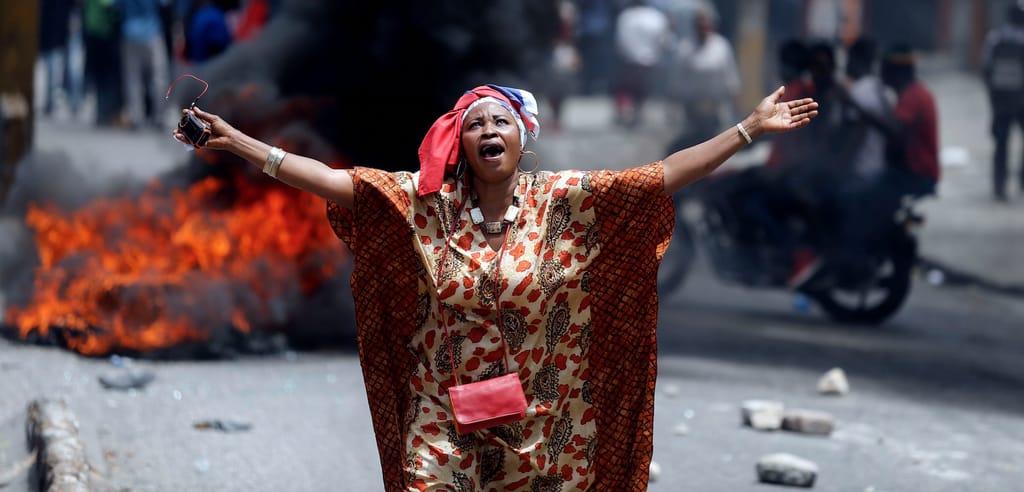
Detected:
left=753, top=85, right=819, bottom=134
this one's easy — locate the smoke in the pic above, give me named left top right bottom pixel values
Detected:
left=2, top=0, right=556, bottom=357
left=1, top=151, right=142, bottom=306
left=177, top=0, right=559, bottom=170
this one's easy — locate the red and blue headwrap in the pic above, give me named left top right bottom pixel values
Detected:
left=417, top=84, right=540, bottom=197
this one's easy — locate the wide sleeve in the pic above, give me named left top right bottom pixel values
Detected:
left=587, top=162, right=674, bottom=261
left=582, top=161, right=674, bottom=488
left=325, top=167, right=423, bottom=491
left=326, top=167, right=412, bottom=254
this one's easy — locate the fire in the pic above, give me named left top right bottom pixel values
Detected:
left=5, top=167, right=349, bottom=356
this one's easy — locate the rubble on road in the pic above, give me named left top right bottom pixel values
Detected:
left=741, top=399, right=784, bottom=431
left=193, top=419, right=253, bottom=433
left=672, top=422, right=690, bottom=436
left=818, top=367, right=850, bottom=396
left=756, top=452, right=818, bottom=488
left=98, top=369, right=156, bottom=391
left=782, top=409, right=835, bottom=436
left=27, top=399, right=92, bottom=492
left=648, top=461, right=661, bottom=482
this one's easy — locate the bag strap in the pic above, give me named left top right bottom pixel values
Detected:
left=434, top=182, right=519, bottom=380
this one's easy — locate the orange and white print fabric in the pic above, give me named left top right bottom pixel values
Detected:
left=401, top=170, right=599, bottom=491
left=326, top=162, right=672, bottom=491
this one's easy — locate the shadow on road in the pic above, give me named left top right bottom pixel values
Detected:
left=656, top=284, right=1024, bottom=417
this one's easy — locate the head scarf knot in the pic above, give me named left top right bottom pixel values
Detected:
left=417, top=84, right=539, bottom=197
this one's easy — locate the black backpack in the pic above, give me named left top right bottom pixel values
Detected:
left=986, top=33, right=1024, bottom=108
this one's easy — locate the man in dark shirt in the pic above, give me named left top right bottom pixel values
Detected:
left=982, top=2, right=1024, bottom=201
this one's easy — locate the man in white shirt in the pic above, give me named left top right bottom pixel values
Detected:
left=671, top=6, right=740, bottom=144
left=613, top=0, right=671, bottom=128
left=843, top=37, right=892, bottom=180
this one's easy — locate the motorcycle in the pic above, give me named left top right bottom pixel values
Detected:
left=658, top=167, right=923, bottom=325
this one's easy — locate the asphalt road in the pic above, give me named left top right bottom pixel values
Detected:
left=2, top=261, right=1022, bottom=491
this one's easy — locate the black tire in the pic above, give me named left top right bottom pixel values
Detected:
left=658, top=198, right=696, bottom=295
left=810, top=254, right=913, bottom=325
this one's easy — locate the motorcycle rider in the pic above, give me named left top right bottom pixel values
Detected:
left=752, top=40, right=846, bottom=287
left=835, top=44, right=939, bottom=259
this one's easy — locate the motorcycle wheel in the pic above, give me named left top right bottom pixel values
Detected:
left=809, top=254, right=913, bottom=325
left=657, top=197, right=696, bottom=295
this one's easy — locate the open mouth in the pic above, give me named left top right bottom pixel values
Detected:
left=479, top=143, right=505, bottom=160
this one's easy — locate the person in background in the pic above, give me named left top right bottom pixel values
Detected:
left=760, top=40, right=842, bottom=287
left=83, top=0, right=124, bottom=126
left=612, top=0, right=671, bottom=128
left=234, top=0, right=272, bottom=41
left=186, top=0, right=235, bottom=63
left=840, top=36, right=891, bottom=181
left=39, top=0, right=74, bottom=117
left=670, top=4, right=740, bottom=147
left=574, top=0, right=617, bottom=95
left=117, top=0, right=170, bottom=129
left=982, top=1, right=1024, bottom=201
left=545, top=0, right=581, bottom=133
left=875, top=45, right=940, bottom=199
left=835, top=45, right=939, bottom=260
left=765, top=38, right=811, bottom=168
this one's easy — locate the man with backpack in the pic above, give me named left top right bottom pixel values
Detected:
left=983, top=2, right=1024, bottom=201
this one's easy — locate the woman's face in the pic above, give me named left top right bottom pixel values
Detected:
left=461, top=101, right=522, bottom=184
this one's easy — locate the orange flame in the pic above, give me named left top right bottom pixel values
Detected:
left=5, top=170, right=348, bottom=356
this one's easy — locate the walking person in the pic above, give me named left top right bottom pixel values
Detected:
left=575, top=0, right=617, bottom=96
left=174, top=82, right=817, bottom=490
left=117, top=0, right=169, bottom=129
left=982, top=2, right=1024, bottom=201
left=83, top=0, right=124, bottom=126
left=669, top=5, right=741, bottom=148
left=39, top=0, right=74, bottom=117
left=612, top=0, right=671, bottom=128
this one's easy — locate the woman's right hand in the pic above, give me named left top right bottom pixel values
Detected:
left=173, top=106, right=237, bottom=151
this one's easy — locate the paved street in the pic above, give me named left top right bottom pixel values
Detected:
left=2, top=64, right=1023, bottom=491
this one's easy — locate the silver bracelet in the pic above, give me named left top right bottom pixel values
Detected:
left=736, top=123, right=753, bottom=145
left=263, top=146, right=287, bottom=178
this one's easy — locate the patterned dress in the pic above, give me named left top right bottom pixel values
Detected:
left=328, top=163, right=673, bottom=491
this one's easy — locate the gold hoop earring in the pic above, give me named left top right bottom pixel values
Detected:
left=518, top=150, right=540, bottom=174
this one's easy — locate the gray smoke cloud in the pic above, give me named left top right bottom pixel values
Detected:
left=3, top=0, right=555, bottom=357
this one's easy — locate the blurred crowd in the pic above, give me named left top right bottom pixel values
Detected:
left=542, top=0, right=743, bottom=135
left=539, top=0, right=948, bottom=285
left=37, top=0, right=279, bottom=129
left=34, top=0, right=1024, bottom=211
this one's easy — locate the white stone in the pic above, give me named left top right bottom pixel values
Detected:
left=756, top=453, right=819, bottom=488
left=782, top=409, right=835, bottom=436
left=817, top=367, right=850, bottom=395
left=741, top=400, right=784, bottom=431
left=648, top=461, right=661, bottom=482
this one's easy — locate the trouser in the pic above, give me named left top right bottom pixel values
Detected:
left=613, top=62, right=654, bottom=127
left=41, top=49, right=65, bottom=115
left=85, top=33, right=123, bottom=125
left=991, top=108, right=1024, bottom=197
left=835, top=168, right=935, bottom=263
left=121, top=36, right=168, bottom=127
